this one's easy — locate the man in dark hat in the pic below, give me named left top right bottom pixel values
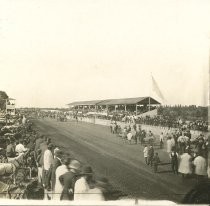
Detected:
left=74, top=166, right=94, bottom=201
left=147, top=145, right=154, bottom=166
left=59, top=159, right=81, bottom=200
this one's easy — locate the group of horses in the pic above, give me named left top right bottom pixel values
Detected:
left=0, top=149, right=43, bottom=199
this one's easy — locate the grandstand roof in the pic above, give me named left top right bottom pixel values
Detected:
left=68, top=97, right=160, bottom=106
left=97, top=97, right=160, bottom=105
left=67, top=100, right=104, bottom=106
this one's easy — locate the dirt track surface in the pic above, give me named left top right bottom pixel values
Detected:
left=33, top=118, right=197, bottom=203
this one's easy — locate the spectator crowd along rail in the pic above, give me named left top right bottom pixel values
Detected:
left=0, top=112, right=124, bottom=201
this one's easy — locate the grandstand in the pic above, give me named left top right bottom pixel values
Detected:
left=67, top=96, right=160, bottom=115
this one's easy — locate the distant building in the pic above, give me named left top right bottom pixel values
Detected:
left=6, top=98, right=16, bottom=115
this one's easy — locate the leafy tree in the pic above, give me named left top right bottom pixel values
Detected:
left=0, top=91, right=8, bottom=110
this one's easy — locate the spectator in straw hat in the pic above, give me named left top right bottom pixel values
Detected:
left=74, top=166, right=94, bottom=201
left=59, top=159, right=81, bottom=201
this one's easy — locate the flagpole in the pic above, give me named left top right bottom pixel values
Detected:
left=149, top=73, right=152, bottom=111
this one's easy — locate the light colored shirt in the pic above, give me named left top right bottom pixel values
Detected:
left=143, top=147, right=148, bottom=158
left=166, top=139, right=173, bottom=153
left=127, top=132, right=132, bottom=141
left=193, top=156, right=207, bottom=176
left=43, top=149, right=53, bottom=170
left=74, top=177, right=90, bottom=201
left=54, top=164, right=69, bottom=200
left=178, top=153, right=192, bottom=174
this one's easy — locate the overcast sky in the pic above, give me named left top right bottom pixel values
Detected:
left=0, top=0, right=210, bottom=108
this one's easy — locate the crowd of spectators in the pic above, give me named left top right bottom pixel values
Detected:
left=109, top=120, right=209, bottom=181
left=0, top=112, right=123, bottom=201
left=135, top=116, right=208, bottom=132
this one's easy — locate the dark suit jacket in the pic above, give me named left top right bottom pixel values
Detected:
left=35, top=138, right=43, bottom=151
left=59, top=171, right=77, bottom=200
left=39, top=142, right=48, bottom=166
left=51, top=157, right=61, bottom=191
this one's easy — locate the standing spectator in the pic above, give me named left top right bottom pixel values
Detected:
left=177, top=133, right=187, bottom=154
left=122, top=127, right=127, bottom=143
left=208, top=154, right=210, bottom=179
left=140, top=130, right=146, bottom=145
left=127, top=131, right=132, bottom=145
left=51, top=150, right=62, bottom=192
left=131, top=128, right=137, bottom=144
left=59, top=159, right=81, bottom=201
left=43, top=143, right=54, bottom=191
left=36, top=149, right=42, bottom=184
left=110, top=122, right=113, bottom=133
left=170, top=148, right=179, bottom=174
left=148, top=131, right=154, bottom=145
left=178, top=150, right=193, bottom=179
left=22, top=115, right=26, bottom=125
left=143, top=145, right=148, bottom=164
left=159, top=132, right=164, bottom=149
left=193, top=153, right=207, bottom=182
left=166, top=137, right=173, bottom=157
left=153, top=152, right=160, bottom=173
left=35, top=134, right=44, bottom=151
left=6, top=139, right=16, bottom=162
left=74, top=166, right=94, bottom=201
left=147, top=145, right=154, bottom=166
left=54, top=157, right=71, bottom=200
left=136, top=125, right=141, bottom=144
left=40, top=138, right=51, bottom=183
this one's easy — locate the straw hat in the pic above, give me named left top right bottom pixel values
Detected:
left=69, top=160, right=81, bottom=171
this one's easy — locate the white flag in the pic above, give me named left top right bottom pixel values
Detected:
left=151, top=75, right=165, bottom=101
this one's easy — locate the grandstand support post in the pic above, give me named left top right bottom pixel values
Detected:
left=135, top=104, right=137, bottom=116
left=149, top=97, right=151, bottom=111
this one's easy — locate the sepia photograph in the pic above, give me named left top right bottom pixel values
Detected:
left=0, top=0, right=210, bottom=204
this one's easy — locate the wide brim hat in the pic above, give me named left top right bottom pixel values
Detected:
left=47, top=143, right=54, bottom=149
left=81, top=166, right=93, bottom=175
left=69, top=160, right=81, bottom=171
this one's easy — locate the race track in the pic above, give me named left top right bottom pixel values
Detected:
left=33, top=118, right=197, bottom=203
